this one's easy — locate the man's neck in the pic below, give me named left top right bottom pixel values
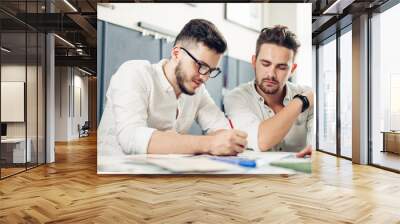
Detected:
left=163, top=60, right=181, bottom=98
left=256, top=84, right=286, bottom=108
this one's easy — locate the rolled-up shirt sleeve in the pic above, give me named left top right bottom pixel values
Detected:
left=223, top=91, right=262, bottom=151
left=108, top=62, right=156, bottom=154
left=196, top=87, right=229, bottom=133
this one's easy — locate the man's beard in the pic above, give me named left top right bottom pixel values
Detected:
left=256, top=76, right=280, bottom=95
left=175, top=62, right=195, bottom=96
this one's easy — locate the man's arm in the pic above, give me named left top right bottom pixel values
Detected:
left=110, top=63, right=247, bottom=155
left=147, top=129, right=247, bottom=155
left=109, top=62, right=156, bottom=155
left=144, top=86, right=246, bottom=156
left=257, top=91, right=314, bottom=151
left=258, top=91, right=314, bottom=151
left=257, top=98, right=303, bottom=151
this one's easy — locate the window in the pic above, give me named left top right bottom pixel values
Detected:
left=371, top=2, right=400, bottom=171
left=339, top=28, right=352, bottom=158
left=0, top=1, right=46, bottom=179
left=317, top=36, right=337, bottom=154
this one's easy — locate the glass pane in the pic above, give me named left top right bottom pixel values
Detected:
left=371, top=3, right=400, bottom=171
left=0, top=1, right=46, bottom=178
left=27, top=31, right=38, bottom=169
left=340, top=29, right=352, bottom=158
left=38, top=32, right=45, bottom=165
left=1, top=30, right=27, bottom=177
left=318, top=37, right=337, bottom=154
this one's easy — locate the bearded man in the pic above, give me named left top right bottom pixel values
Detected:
left=224, top=25, right=313, bottom=157
left=98, top=19, right=247, bottom=156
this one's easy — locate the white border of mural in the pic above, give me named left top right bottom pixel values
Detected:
left=225, top=3, right=263, bottom=32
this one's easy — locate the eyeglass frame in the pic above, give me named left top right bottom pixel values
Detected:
left=180, top=47, right=222, bottom=78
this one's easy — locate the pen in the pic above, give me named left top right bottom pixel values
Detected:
left=228, top=117, right=234, bottom=129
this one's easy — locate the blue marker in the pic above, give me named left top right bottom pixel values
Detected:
left=210, top=157, right=257, bottom=168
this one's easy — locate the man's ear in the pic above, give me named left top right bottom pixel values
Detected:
left=171, top=46, right=180, bottom=62
left=291, top=63, right=298, bottom=74
left=251, top=55, right=257, bottom=69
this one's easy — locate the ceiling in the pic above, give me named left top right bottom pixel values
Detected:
left=0, top=0, right=393, bottom=76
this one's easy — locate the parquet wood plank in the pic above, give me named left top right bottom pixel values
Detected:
left=0, top=134, right=399, bottom=223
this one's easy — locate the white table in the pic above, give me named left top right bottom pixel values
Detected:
left=1, top=138, right=31, bottom=163
left=97, top=152, right=310, bottom=175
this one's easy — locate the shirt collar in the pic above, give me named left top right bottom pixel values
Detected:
left=250, top=80, right=265, bottom=104
left=155, top=59, right=174, bottom=92
left=283, top=82, right=294, bottom=106
left=250, top=79, right=294, bottom=106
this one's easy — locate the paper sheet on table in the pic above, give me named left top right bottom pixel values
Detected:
left=239, top=151, right=310, bottom=167
left=99, top=153, right=309, bottom=174
left=238, top=151, right=291, bottom=165
left=130, top=156, right=245, bottom=173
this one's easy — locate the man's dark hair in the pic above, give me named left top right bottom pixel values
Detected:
left=174, top=19, right=227, bottom=54
left=256, top=25, right=300, bottom=58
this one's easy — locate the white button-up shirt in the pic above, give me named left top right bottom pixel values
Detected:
left=224, top=80, right=313, bottom=152
left=98, top=59, right=229, bottom=156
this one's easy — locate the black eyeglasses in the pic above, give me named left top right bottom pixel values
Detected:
left=180, top=47, right=221, bottom=78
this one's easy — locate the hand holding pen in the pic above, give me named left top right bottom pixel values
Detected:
left=207, top=129, right=248, bottom=155
left=226, top=116, right=253, bottom=151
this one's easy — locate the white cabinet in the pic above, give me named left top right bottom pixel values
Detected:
left=1, top=138, right=32, bottom=163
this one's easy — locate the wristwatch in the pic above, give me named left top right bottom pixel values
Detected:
left=293, top=94, right=310, bottom=113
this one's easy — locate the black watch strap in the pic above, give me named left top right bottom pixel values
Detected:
left=293, top=94, right=309, bottom=113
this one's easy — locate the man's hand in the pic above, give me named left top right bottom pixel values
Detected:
left=208, top=130, right=248, bottom=156
left=296, top=145, right=312, bottom=158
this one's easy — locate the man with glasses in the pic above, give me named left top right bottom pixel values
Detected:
left=224, top=25, right=313, bottom=157
left=98, top=19, right=247, bottom=156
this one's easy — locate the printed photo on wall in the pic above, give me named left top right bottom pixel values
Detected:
left=97, top=3, right=314, bottom=175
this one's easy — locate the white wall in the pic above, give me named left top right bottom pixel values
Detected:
left=264, top=3, right=312, bottom=88
left=55, top=67, right=89, bottom=141
left=55, top=66, right=69, bottom=141
left=98, top=3, right=312, bottom=84
left=72, top=73, right=89, bottom=138
left=1, top=63, right=46, bottom=163
left=98, top=3, right=259, bottom=63
left=1, top=65, right=26, bottom=139
left=1, top=65, right=38, bottom=137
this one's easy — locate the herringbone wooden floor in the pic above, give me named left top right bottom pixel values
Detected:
left=1, top=134, right=400, bottom=224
